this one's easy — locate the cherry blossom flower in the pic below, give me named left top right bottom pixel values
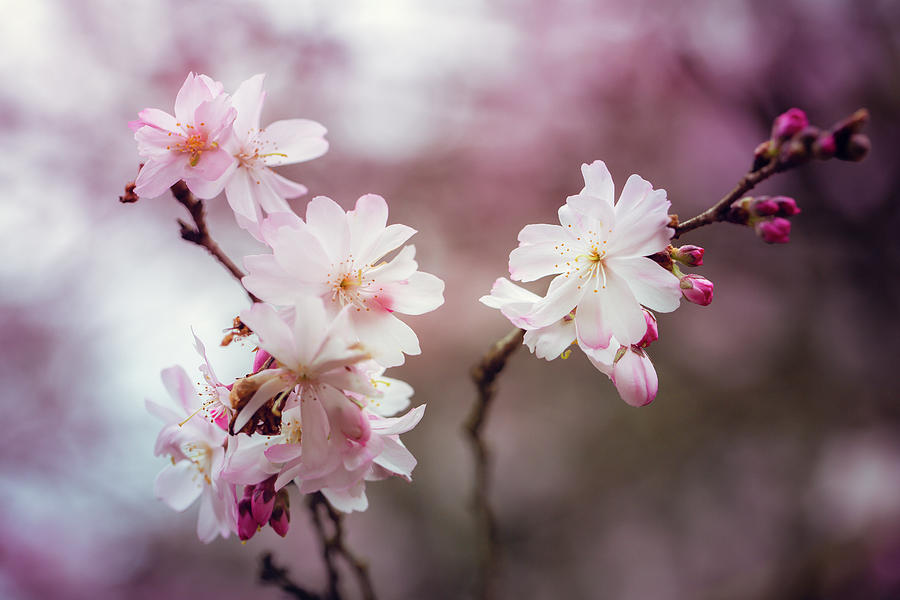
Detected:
left=146, top=366, right=237, bottom=542
left=219, top=74, right=328, bottom=238
left=131, top=73, right=237, bottom=199
left=508, top=160, right=682, bottom=350
left=480, top=277, right=660, bottom=406
left=242, top=194, right=445, bottom=367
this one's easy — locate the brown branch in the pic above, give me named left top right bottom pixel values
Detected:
left=169, top=181, right=260, bottom=303
left=673, top=159, right=783, bottom=239
left=259, top=553, right=323, bottom=600
left=307, top=492, right=377, bottom=600
left=464, top=326, right=526, bottom=600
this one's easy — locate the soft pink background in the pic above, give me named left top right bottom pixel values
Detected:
left=2, top=1, right=899, bottom=598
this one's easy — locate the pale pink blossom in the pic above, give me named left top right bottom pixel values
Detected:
left=242, top=195, right=445, bottom=367
left=508, top=160, right=681, bottom=350
left=220, top=74, right=328, bottom=238
left=131, top=73, right=237, bottom=199
left=146, top=366, right=237, bottom=542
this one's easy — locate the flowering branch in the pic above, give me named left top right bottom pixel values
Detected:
left=466, top=107, right=870, bottom=600
left=464, top=326, right=525, bottom=600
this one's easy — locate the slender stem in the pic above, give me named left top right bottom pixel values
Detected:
left=259, top=553, right=323, bottom=600
left=168, top=181, right=260, bottom=303
left=464, top=327, right=526, bottom=600
left=308, top=492, right=377, bottom=600
left=673, top=159, right=782, bottom=239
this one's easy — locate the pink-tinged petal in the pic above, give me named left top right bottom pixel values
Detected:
left=580, top=160, right=616, bottom=205
left=316, top=366, right=376, bottom=397
left=518, top=223, right=567, bottom=245
left=289, top=296, right=331, bottom=365
left=574, top=271, right=614, bottom=350
left=188, top=146, right=235, bottom=182
left=306, top=196, right=350, bottom=261
left=242, top=255, right=300, bottom=305
left=240, top=303, right=299, bottom=365
left=479, top=277, right=539, bottom=328
left=259, top=119, right=328, bottom=166
left=299, top=391, right=333, bottom=474
left=193, top=94, right=237, bottom=140
left=187, top=161, right=235, bottom=200
left=265, top=443, right=303, bottom=463
left=366, top=224, right=417, bottom=264
left=377, top=271, right=444, bottom=315
left=509, top=243, right=567, bottom=282
left=524, top=272, right=586, bottom=328
left=224, top=166, right=259, bottom=221
left=161, top=365, right=196, bottom=413
left=196, top=491, right=221, bottom=543
left=347, top=194, right=388, bottom=259
left=351, top=310, right=420, bottom=367
left=136, top=108, right=178, bottom=132
left=373, top=436, right=417, bottom=478
left=266, top=221, right=333, bottom=287
left=253, top=169, right=295, bottom=214
left=134, top=156, right=185, bottom=198
left=231, top=375, right=287, bottom=433
left=155, top=462, right=203, bottom=511
left=174, top=72, right=212, bottom=123
left=231, top=74, right=266, bottom=139
left=595, top=268, right=647, bottom=346
left=565, top=193, right=616, bottom=232
left=606, top=256, right=682, bottom=313
left=524, top=320, right=576, bottom=360
left=370, top=404, right=425, bottom=435
left=612, top=349, right=658, bottom=407
left=583, top=344, right=616, bottom=376
left=145, top=398, right=181, bottom=428
left=608, top=176, right=673, bottom=257
left=263, top=169, right=308, bottom=199
left=221, top=434, right=279, bottom=484
left=321, top=484, right=368, bottom=513
left=134, top=126, right=180, bottom=157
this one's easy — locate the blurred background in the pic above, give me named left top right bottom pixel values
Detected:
left=2, top=0, right=900, bottom=598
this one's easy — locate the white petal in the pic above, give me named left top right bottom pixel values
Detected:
left=369, top=377, right=414, bottom=417
left=155, top=462, right=203, bottom=512
left=259, top=119, right=329, bottom=166
left=606, top=256, right=682, bottom=313
left=565, top=193, right=616, bottom=233
left=351, top=310, right=420, bottom=367
left=230, top=73, right=266, bottom=139
left=377, top=271, right=444, bottom=315
left=160, top=366, right=196, bottom=414
left=322, top=483, right=368, bottom=513
left=348, top=194, right=388, bottom=260
left=367, top=224, right=417, bottom=264
left=508, top=243, right=567, bottom=282
left=242, top=254, right=299, bottom=305
left=134, top=157, right=185, bottom=198
left=580, top=160, right=615, bottom=205
left=240, top=303, right=298, bottom=366
left=574, top=271, right=614, bottom=350
left=517, top=223, right=566, bottom=245
left=524, top=321, right=576, bottom=360
left=265, top=170, right=308, bottom=199
left=524, top=273, right=586, bottom=328
left=224, top=167, right=260, bottom=221
left=370, top=404, right=426, bottom=435
left=306, top=196, right=350, bottom=261
left=373, top=437, right=417, bottom=478
left=596, top=267, right=647, bottom=346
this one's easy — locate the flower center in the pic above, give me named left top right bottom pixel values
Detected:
left=327, top=263, right=379, bottom=312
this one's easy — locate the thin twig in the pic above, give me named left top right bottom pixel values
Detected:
left=168, top=181, right=260, bottom=303
left=259, top=553, right=323, bottom=600
left=673, top=159, right=782, bottom=239
left=308, top=492, right=377, bottom=600
left=464, top=327, right=526, bottom=600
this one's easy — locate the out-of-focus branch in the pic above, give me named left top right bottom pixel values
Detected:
left=307, top=491, right=377, bottom=600
left=464, top=326, right=525, bottom=600
left=259, top=553, right=322, bottom=600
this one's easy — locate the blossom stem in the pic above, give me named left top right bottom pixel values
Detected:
left=465, top=326, right=526, bottom=600
left=672, top=159, right=782, bottom=239
left=168, top=181, right=260, bottom=303
left=259, top=553, right=322, bottom=600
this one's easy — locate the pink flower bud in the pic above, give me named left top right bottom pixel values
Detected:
left=671, top=245, right=704, bottom=267
left=637, top=310, right=658, bottom=348
left=611, top=348, right=658, bottom=407
left=269, top=490, right=290, bottom=537
left=771, top=108, right=808, bottom=142
left=237, top=497, right=258, bottom=541
left=751, top=197, right=779, bottom=217
left=680, top=274, right=714, bottom=306
left=252, top=349, right=273, bottom=373
left=812, top=134, right=836, bottom=160
left=772, top=196, right=800, bottom=217
left=754, top=217, right=791, bottom=244
left=251, top=477, right=277, bottom=525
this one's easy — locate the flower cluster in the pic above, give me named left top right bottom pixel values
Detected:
left=141, top=74, right=444, bottom=542
left=480, top=160, right=713, bottom=407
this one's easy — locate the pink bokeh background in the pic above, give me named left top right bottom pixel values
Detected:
left=2, top=1, right=900, bottom=598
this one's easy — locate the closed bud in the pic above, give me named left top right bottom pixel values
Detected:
left=637, top=310, right=659, bottom=348
left=752, top=140, right=775, bottom=171
left=771, top=108, right=809, bottom=142
left=772, top=196, right=800, bottom=217
left=754, top=217, right=791, bottom=244
left=251, top=477, right=277, bottom=525
left=750, top=196, right=779, bottom=217
left=671, top=245, right=704, bottom=267
left=269, top=490, right=291, bottom=537
left=611, top=347, right=658, bottom=407
left=780, top=138, right=809, bottom=167
left=835, top=133, right=870, bottom=162
left=812, top=133, right=836, bottom=160
left=238, top=497, right=258, bottom=541
left=726, top=197, right=753, bottom=225
left=680, top=274, right=714, bottom=306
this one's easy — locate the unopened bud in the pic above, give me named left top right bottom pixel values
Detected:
left=637, top=310, right=658, bottom=348
left=238, top=497, right=258, bottom=541
left=812, top=133, right=836, bottom=160
left=680, top=274, right=714, bottom=306
left=835, top=133, right=870, bottom=162
left=752, top=140, right=775, bottom=171
left=751, top=196, right=779, bottom=217
left=772, top=196, right=800, bottom=217
left=780, top=138, right=810, bottom=168
left=771, top=108, right=809, bottom=142
left=726, top=197, right=753, bottom=225
left=269, top=490, right=291, bottom=537
left=754, top=217, right=792, bottom=244
left=671, top=245, right=704, bottom=267
left=251, top=477, right=277, bottom=525
left=611, top=347, right=658, bottom=407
